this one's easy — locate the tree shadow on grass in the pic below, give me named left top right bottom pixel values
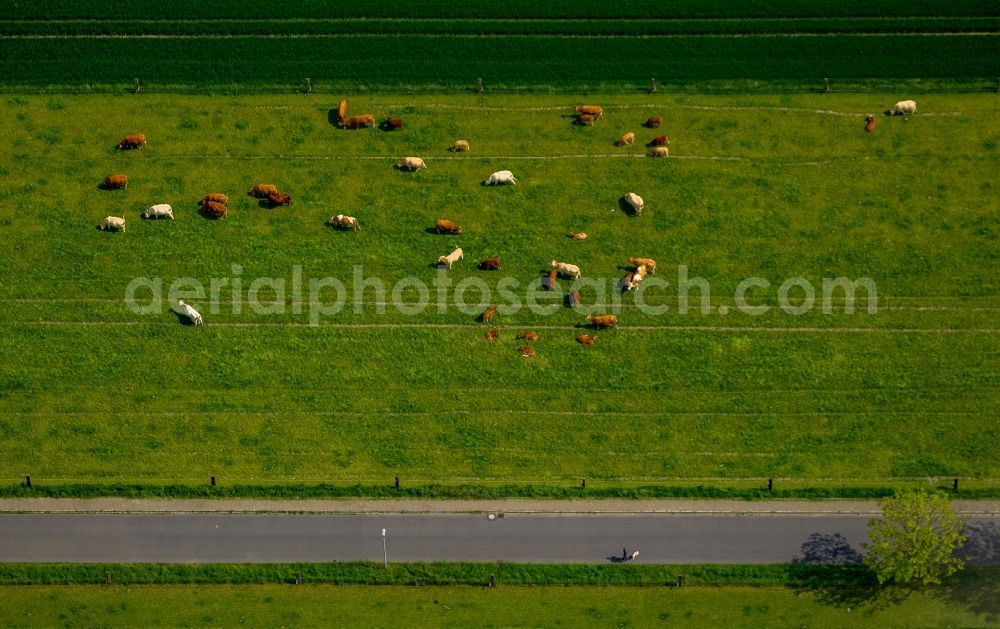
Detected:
left=936, top=522, right=1000, bottom=622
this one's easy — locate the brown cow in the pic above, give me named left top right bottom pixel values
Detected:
left=267, top=192, right=292, bottom=206
left=574, top=105, right=603, bottom=119
left=435, top=219, right=463, bottom=235
left=542, top=269, right=557, bottom=291
left=248, top=183, right=278, bottom=198
left=481, top=306, right=497, bottom=324
left=517, top=331, right=540, bottom=341
left=567, top=232, right=588, bottom=240
left=573, top=113, right=596, bottom=126
left=344, top=114, right=375, bottom=129
left=644, top=116, right=663, bottom=128
left=628, top=257, right=657, bottom=275
left=337, top=100, right=348, bottom=127
left=646, top=135, right=669, bottom=147
left=577, top=334, right=597, bottom=345
left=566, top=290, right=581, bottom=308
left=616, top=132, right=635, bottom=146
left=485, top=329, right=500, bottom=343
left=586, top=314, right=618, bottom=329
left=202, top=200, right=228, bottom=219
left=382, top=117, right=404, bottom=130
left=115, top=134, right=146, bottom=150
left=103, top=174, right=128, bottom=189
left=449, top=140, right=470, bottom=152
left=518, top=346, right=536, bottom=358
left=865, top=115, right=877, bottom=133
left=647, top=146, right=669, bottom=158
left=201, top=193, right=229, bottom=206
left=479, top=257, right=502, bottom=271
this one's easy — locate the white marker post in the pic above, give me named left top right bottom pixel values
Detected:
left=382, top=528, right=388, bottom=568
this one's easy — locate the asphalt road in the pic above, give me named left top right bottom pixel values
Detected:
left=2, top=513, right=996, bottom=564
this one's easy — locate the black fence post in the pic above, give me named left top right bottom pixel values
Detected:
left=295, top=572, right=302, bottom=585
left=394, top=476, right=400, bottom=489
left=24, top=475, right=31, bottom=488
left=676, top=574, right=683, bottom=588
left=767, top=478, right=773, bottom=491
left=953, top=478, right=959, bottom=492
left=477, top=77, right=484, bottom=93
left=581, top=477, right=586, bottom=489
left=211, top=476, right=216, bottom=487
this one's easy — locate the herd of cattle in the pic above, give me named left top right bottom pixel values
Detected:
left=98, top=98, right=917, bottom=353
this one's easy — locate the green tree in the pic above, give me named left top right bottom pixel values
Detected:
left=863, top=489, right=967, bottom=586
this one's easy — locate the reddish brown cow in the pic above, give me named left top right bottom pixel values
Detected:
left=344, top=114, right=375, bottom=129
left=202, top=200, right=228, bottom=219
left=383, top=117, right=404, bottom=130
left=517, top=331, right=540, bottom=341
left=337, top=99, right=348, bottom=127
left=435, top=219, right=463, bottom=235
left=577, top=334, right=597, bottom=345
left=646, top=135, right=669, bottom=147
left=267, top=192, right=292, bottom=206
left=573, top=113, right=596, bottom=126
left=103, top=174, right=128, bottom=189
left=566, top=290, right=581, bottom=308
left=248, top=183, right=278, bottom=198
left=485, top=329, right=500, bottom=343
left=865, top=115, right=877, bottom=133
left=518, top=346, right=536, bottom=358
left=586, top=314, right=618, bottom=329
left=481, top=306, right=497, bottom=324
left=201, top=193, right=229, bottom=206
left=574, top=105, right=603, bottom=119
left=542, top=269, right=558, bottom=291
left=644, top=116, right=663, bottom=128
left=479, top=257, right=502, bottom=271
left=115, top=134, right=146, bottom=150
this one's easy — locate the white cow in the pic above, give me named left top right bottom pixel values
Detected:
left=396, top=156, right=427, bottom=171
left=484, top=170, right=516, bottom=186
left=143, top=204, right=174, bottom=220
left=99, top=216, right=125, bottom=232
left=890, top=100, right=917, bottom=116
left=176, top=300, right=204, bottom=326
left=328, top=214, right=360, bottom=231
left=624, top=265, right=647, bottom=291
left=623, top=192, right=644, bottom=215
left=438, top=247, right=464, bottom=269
left=550, top=259, right=581, bottom=279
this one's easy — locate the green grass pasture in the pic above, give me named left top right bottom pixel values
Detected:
left=0, top=91, right=997, bottom=490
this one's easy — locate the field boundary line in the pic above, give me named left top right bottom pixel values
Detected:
left=1, top=410, right=980, bottom=418
left=13, top=321, right=1000, bottom=333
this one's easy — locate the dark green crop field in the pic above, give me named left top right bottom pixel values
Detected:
left=0, top=0, right=996, bottom=89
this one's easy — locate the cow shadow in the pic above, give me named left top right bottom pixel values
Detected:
left=170, top=308, right=198, bottom=326
left=327, top=109, right=341, bottom=127
left=197, top=207, right=226, bottom=220
left=618, top=197, right=639, bottom=215
left=96, top=183, right=124, bottom=191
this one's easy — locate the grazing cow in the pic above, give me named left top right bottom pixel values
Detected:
left=115, top=134, right=146, bottom=150
left=646, top=134, right=669, bottom=147
left=201, top=193, right=229, bottom=206
left=577, top=334, right=596, bottom=345
left=248, top=183, right=278, bottom=198
left=624, top=265, right=647, bottom=291
left=542, top=269, right=557, bottom=291
left=435, top=219, right=463, bottom=235
left=517, top=331, right=540, bottom=341
left=396, top=156, right=427, bottom=171
left=550, top=260, right=581, bottom=279
left=438, top=247, right=464, bottom=269
left=344, top=114, right=376, bottom=129
left=383, top=117, right=404, bottom=130
left=479, top=257, right=502, bottom=271
left=623, top=192, right=644, bottom=215
left=485, top=329, right=500, bottom=343
left=566, top=290, right=581, bottom=308
left=567, top=232, right=587, bottom=240
left=484, top=170, right=516, bottom=186
left=648, top=146, right=669, bottom=157
left=482, top=306, right=497, bottom=324
left=337, top=99, right=348, bottom=127
left=449, top=140, right=470, bottom=152
left=587, top=314, right=618, bottom=329
left=628, top=257, right=657, bottom=275
left=328, top=214, right=360, bottom=231
left=616, top=132, right=635, bottom=146
left=573, top=113, right=595, bottom=126
left=143, top=204, right=174, bottom=220
left=865, top=115, right=877, bottom=133
left=202, top=200, right=228, bottom=219
left=103, top=174, right=128, bottom=189
left=98, top=215, right=125, bottom=232
left=518, top=346, right=536, bottom=358
left=889, top=100, right=916, bottom=116
left=267, top=191, right=292, bottom=206
left=177, top=300, right=204, bottom=326
left=645, top=116, right=663, bottom=128
left=630, top=550, right=639, bottom=561
left=574, top=105, right=603, bottom=119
